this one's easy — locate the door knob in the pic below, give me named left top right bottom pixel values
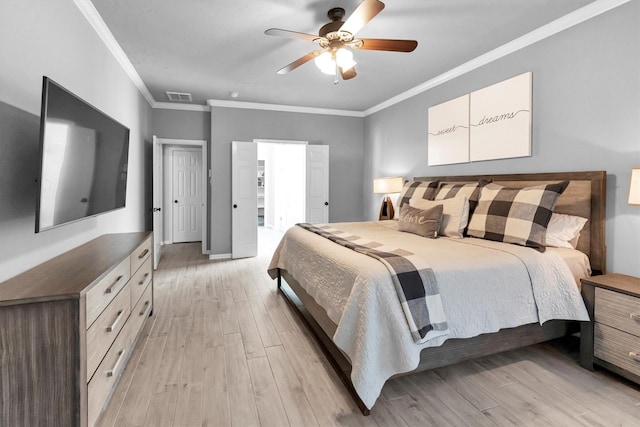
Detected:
left=153, top=207, right=161, bottom=212
left=324, top=201, right=329, bottom=206
left=233, top=204, right=238, bottom=208
left=174, top=200, right=178, bottom=204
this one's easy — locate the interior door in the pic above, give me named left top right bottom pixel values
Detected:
left=305, top=145, right=329, bottom=223
left=152, top=136, right=162, bottom=269
left=172, top=148, right=203, bottom=243
left=232, top=141, right=258, bottom=258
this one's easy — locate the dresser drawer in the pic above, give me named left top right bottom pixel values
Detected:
left=87, top=320, right=132, bottom=427
left=129, top=282, right=153, bottom=343
left=130, top=256, right=152, bottom=308
left=130, top=237, right=152, bottom=275
left=595, top=322, right=640, bottom=377
left=86, top=257, right=130, bottom=328
left=86, top=282, right=131, bottom=381
left=595, top=287, right=640, bottom=337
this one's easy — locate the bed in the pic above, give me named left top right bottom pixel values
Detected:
left=268, top=171, right=606, bottom=414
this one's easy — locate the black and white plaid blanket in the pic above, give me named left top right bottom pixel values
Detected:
left=297, top=223, right=448, bottom=343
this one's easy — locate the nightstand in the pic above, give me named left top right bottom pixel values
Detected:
left=581, top=274, right=640, bottom=385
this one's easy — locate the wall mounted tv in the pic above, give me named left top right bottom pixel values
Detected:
left=35, top=77, right=130, bottom=233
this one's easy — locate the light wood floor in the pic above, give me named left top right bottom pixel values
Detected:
left=97, top=234, right=640, bottom=426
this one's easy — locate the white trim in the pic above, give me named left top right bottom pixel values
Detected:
left=363, top=0, right=631, bottom=116
left=153, top=102, right=211, bottom=112
left=207, top=99, right=364, bottom=118
left=158, top=138, right=207, bottom=146
left=74, top=0, right=155, bottom=106
left=209, top=253, right=232, bottom=260
left=254, top=139, right=309, bottom=145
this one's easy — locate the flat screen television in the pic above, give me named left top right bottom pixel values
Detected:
left=35, top=77, right=130, bottom=233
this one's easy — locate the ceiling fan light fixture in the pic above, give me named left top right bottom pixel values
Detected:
left=315, top=48, right=356, bottom=75
left=336, top=48, right=356, bottom=72
left=314, top=51, right=336, bottom=75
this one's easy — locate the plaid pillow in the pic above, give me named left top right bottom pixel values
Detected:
left=397, top=180, right=439, bottom=209
left=467, top=181, right=569, bottom=251
left=435, top=179, right=491, bottom=214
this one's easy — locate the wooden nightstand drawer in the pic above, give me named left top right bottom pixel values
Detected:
left=595, top=287, right=640, bottom=336
left=86, top=281, right=131, bottom=381
left=594, top=323, right=640, bottom=378
left=86, top=257, right=130, bottom=328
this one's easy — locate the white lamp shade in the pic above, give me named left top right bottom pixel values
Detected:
left=373, top=176, right=404, bottom=194
left=629, top=167, right=640, bottom=206
left=314, top=52, right=335, bottom=75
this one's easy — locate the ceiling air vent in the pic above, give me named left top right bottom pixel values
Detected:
left=165, top=91, right=192, bottom=102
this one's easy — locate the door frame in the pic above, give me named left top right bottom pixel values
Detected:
left=154, top=138, right=209, bottom=255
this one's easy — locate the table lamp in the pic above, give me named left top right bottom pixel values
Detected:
left=629, top=167, right=640, bottom=206
left=373, top=176, right=404, bottom=220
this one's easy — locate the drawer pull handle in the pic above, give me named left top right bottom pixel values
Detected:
left=629, top=351, right=640, bottom=363
left=138, top=272, right=150, bottom=285
left=106, top=349, right=126, bottom=377
left=138, top=249, right=149, bottom=259
left=630, top=314, right=640, bottom=322
left=105, top=275, right=125, bottom=294
left=140, top=300, right=150, bottom=316
left=106, top=310, right=125, bottom=332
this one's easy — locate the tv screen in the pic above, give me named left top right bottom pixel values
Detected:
left=35, top=77, right=130, bottom=233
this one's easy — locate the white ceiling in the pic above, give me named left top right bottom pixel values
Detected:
left=90, top=0, right=599, bottom=112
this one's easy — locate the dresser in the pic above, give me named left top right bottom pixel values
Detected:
left=580, top=273, right=640, bottom=384
left=0, top=232, right=153, bottom=427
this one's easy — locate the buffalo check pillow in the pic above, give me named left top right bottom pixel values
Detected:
left=397, top=180, right=439, bottom=209
left=467, top=181, right=569, bottom=251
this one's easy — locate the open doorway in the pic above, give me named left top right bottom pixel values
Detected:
left=152, top=137, right=208, bottom=268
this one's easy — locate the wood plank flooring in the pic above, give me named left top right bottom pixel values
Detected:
left=97, top=231, right=640, bottom=426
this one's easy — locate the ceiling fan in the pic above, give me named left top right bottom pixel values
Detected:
left=265, top=0, right=417, bottom=83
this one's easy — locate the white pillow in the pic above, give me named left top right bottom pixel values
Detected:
left=410, top=196, right=469, bottom=238
left=546, top=213, right=588, bottom=249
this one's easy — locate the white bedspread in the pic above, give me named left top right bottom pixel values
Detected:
left=268, top=221, right=589, bottom=409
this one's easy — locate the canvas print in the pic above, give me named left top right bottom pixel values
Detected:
left=427, top=94, right=470, bottom=166
left=469, top=72, right=532, bottom=162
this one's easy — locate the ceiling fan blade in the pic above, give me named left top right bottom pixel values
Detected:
left=340, top=66, right=357, bottom=80
left=340, top=0, right=385, bottom=36
left=355, top=38, right=418, bottom=52
left=276, top=49, right=326, bottom=74
left=265, top=28, right=320, bottom=43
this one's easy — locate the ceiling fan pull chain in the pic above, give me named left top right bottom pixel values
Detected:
left=334, top=61, right=339, bottom=85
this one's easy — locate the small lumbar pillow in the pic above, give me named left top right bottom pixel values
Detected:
left=410, top=196, right=469, bottom=238
left=467, top=181, right=569, bottom=251
left=545, top=213, right=588, bottom=249
left=397, top=204, right=443, bottom=238
left=397, top=180, right=440, bottom=209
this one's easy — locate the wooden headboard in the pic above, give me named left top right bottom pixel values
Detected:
left=415, top=171, right=607, bottom=274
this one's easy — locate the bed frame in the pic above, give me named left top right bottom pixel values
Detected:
left=276, top=170, right=607, bottom=415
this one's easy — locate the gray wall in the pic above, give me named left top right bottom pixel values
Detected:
left=210, top=107, right=364, bottom=255
left=0, top=0, right=152, bottom=282
left=152, top=109, right=210, bottom=140
left=364, top=2, right=640, bottom=276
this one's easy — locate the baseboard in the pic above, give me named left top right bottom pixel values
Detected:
left=209, top=253, right=231, bottom=260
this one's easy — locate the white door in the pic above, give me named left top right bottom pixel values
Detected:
left=305, top=145, right=329, bottom=223
left=232, top=141, right=258, bottom=258
left=172, top=149, right=203, bottom=243
left=152, top=136, right=162, bottom=269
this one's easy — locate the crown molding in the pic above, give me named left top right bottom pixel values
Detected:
left=74, top=0, right=155, bottom=106
left=78, top=0, right=628, bottom=117
left=207, top=99, right=364, bottom=118
left=153, top=102, right=211, bottom=112
left=363, top=0, right=631, bottom=116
